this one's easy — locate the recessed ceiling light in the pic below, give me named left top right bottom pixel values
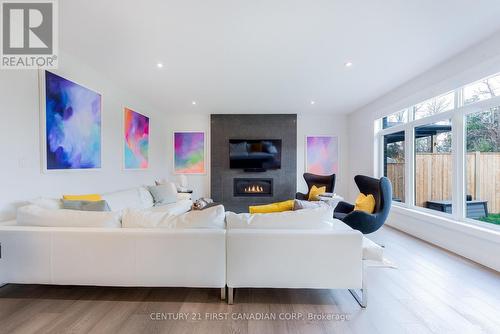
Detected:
left=156, top=62, right=164, bottom=68
left=344, top=61, right=353, bottom=68
left=310, top=101, right=316, bottom=105
left=192, top=101, right=197, bottom=105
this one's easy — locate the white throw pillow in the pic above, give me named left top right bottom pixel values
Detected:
left=29, top=197, right=63, bottom=210
left=138, top=186, right=155, bottom=208
left=226, top=206, right=334, bottom=230
left=102, top=188, right=148, bottom=212
left=149, top=200, right=193, bottom=215
left=148, top=183, right=177, bottom=206
left=174, top=205, right=226, bottom=229
left=17, top=205, right=121, bottom=228
left=122, top=204, right=225, bottom=229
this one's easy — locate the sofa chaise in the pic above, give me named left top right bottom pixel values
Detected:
left=225, top=208, right=374, bottom=307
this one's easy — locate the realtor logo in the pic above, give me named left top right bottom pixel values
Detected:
left=1, top=0, right=58, bottom=69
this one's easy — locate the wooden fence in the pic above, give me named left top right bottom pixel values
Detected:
left=387, top=152, right=500, bottom=214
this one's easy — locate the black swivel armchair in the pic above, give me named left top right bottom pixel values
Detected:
left=334, top=175, right=392, bottom=234
left=295, top=173, right=336, bottom=200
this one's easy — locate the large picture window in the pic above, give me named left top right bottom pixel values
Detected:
left=414, top=120, right=453, bottom=214
left=376, top=72, right=500, bottom=230
left=465, top=107, right=500, bottom=225
left=414, top=92, right=454, bottom=120
left=463, top=74, right=500, bottom=105
left=383, top=131, right=405, bottom=202
left=382, top=110, right=407, bottom=129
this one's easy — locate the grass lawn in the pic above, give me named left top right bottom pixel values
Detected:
left=479, top=214, right=500, bottom=225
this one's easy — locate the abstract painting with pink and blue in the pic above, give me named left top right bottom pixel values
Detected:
left=124, top=108, right=149, bottom=169
left=306, top=136, right=339, bottom=175
left=45, top=71, right=101, bottom=169
left=174, top=132, right=205, bottom=174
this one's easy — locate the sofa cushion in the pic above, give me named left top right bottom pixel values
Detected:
left=148, top=199, right=193, bottom=215
left=138, top=187, right=155, bottom=208
left=174, top=205, right=225, bottom=229
left=29, top=197, right=63, bottom=210
left=62, top=200, right=111, bottom=212
left=121, top=209, right=173, bottom=228
left=17, top=205, right=121, bottom=228
left=226, top=206, right=334, bottom=230
left=308, top=185, right=326, bottom=201
left=101, top=187, right=153, bottom=212
left=249, top=200, right=294, bottom=214
left=293, top=199, right=326, bottom=210
left=354, top=193, right=376, bottom=213
left=122, top=204, right=225, bottom=229
left=147, top=183, right=177, bottom=205
left=62, top=194, right=102, bottom=201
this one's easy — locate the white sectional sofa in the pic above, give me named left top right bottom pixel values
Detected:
left=0, top=191, right=377, bottom=307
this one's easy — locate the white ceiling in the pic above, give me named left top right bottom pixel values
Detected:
left=60, top=0, right=500, bottom=114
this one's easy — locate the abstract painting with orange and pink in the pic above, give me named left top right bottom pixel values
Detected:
left=124, top=108, right=149, bottom=169
left=174, top=132, right=205, bottom=174
left=306, top=136, right=339, bottom=175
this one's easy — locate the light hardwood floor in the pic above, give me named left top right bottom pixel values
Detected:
left=0, top=226, right=499, bottom=334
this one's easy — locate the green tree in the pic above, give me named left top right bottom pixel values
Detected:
left=466, top=107, right=500, bottom=152
left=386, top=141, right=404, bottom=162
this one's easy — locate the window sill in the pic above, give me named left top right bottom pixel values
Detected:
left=389, top=205, right=500, bottom=244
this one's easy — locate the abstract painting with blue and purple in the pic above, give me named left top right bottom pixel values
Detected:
left=45, top=71, right=102, bottom=170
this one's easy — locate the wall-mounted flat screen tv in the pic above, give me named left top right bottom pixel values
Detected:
left=229, top=139, right=282, bottom=170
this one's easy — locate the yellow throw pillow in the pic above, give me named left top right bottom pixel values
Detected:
left=249, top=200, right=294, bottom=214
left=308, top=185, right=326, bottom=201
left=354, top=193, right=376, bottom=213
left=62, top=194, right=102, bottom=202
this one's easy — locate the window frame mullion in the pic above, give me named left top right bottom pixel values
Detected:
left=452, top=88, right=465, bottom=220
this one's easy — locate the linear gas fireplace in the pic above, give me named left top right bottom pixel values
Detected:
left=233, top=178, right=273, bottom=197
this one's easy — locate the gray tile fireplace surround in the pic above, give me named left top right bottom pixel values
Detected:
left=210, top=114, right=297, bottom=213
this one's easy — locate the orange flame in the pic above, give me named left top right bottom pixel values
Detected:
left=244, top=185, right=264, bottom=193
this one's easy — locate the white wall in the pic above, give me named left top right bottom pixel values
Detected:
left=0, top=52, right=172, bottom=221
left=347, top=31, right=500, bottom=271
left=0, top=52, right=347, bottom=220
left=296, top=113, right=349, bottom=197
